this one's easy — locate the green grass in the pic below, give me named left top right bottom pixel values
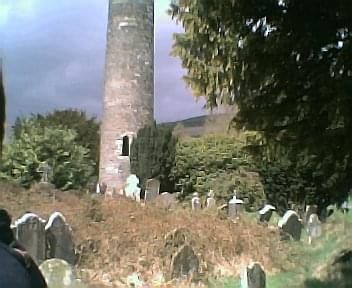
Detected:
left=213, top=201, right=352, bottom=288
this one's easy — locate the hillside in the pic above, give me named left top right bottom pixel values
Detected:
left=160, top=114, right=235, bottom=138
left=1, top=180, right=289, bottom=287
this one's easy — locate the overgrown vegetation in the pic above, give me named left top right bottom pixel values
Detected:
left=13, top=109, right=100, bottom=173
left=170, top=0, right=352, bottom=208
left=0, top=116, right=94, bottom=189
left=170, top=135, right=265, bottom=210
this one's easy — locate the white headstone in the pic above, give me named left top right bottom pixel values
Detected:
left=206, top=197, right=216, bottom=209
left=191, top=193, right=201, bottom=210
left=307, top=213, right=322, bottom=244
left=39, top=259, right=86, bottom=288
left=125, top=174, right=140, bottom=200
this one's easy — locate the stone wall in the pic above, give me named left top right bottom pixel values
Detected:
left=99, top=0, right=154, bottom=193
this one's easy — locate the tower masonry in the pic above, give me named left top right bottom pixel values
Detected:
left=99, top=0, right=154, bottom=193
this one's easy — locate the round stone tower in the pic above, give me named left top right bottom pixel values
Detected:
left=99, top=0, right=154, bottom=193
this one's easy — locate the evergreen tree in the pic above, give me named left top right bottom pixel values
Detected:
left=130, top=122, right=178, bottom=192
left=170, top=0, right=352, bottom=207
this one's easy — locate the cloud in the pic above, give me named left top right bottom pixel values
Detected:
left=1, top=0, right=205, bottom=129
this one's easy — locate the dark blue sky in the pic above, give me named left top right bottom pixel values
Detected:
left=0, top=0, right=206, bottom=129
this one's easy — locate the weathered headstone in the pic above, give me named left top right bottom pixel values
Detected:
left=145, top=178, right=160, bottom=202
left=37, top=161, right=52, bottom=183
left=305, top=204, right=318, bottom=223
left=278, top=210, right=302, bottom=241
left=157, top=192, right=178, bottom=210
left=125, top=174, right=140, bottom=201
left=15, top=213, right=46, bottom=263
left=341, top=200, right=350, bottom=214
left=39, top=259, right=86, bottom=288
left=257, top=205, right=276, bottom=223
left=191, top=193, right=201, bottom=210
left=206, top=189, right=216, bottom=209
left=228, top=196, right=244, bottom=219
left=241, top=262, right=266, bottom=288
left=170, top=245, right=199, bottom=280
left=45, top=212, right=75, bottom=265
left=307, top=213, right=322, bottom=244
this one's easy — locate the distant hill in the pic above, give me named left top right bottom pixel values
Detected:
left=159, top=114, right=234, bottom=137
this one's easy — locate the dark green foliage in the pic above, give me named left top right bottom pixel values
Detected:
left=170, top=135, right=265, bottom=210
left=13, top=109, right=100, bottom=174
left=130, top=122, right=178, bottom=191
left=0, top=62, right=5, bottom=156
left=170, top=1, right=352, bottom=206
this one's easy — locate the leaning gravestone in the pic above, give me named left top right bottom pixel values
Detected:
left=15, top=213, right=46, bottom=263
left=39, top=259, right=86, bottom=288
left=45, top=212, right=75, bottom=265
left=241, top=262, right=266, bottom=288
left=278, top=210, right=302, bottom=241
left=145, top=178, right=160, bottom=202
left=257, top=205, right=276, bottom=223
left=307, top=213, right=322, bottom=244
left=228, top=196, right=244, bottom=219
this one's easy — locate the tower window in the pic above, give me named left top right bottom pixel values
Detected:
left=122, top=135, right=129, bottom=156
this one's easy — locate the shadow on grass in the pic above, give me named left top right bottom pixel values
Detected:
left=304, top=278, right=351, bottom=288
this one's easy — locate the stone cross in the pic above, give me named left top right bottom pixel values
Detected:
left=228, top=195, right=244, bottom=219
left=37, top=161, right=52, bottom=183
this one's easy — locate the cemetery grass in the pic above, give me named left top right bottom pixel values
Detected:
left=0, top=180, right=289, bottom=287
left=214, top=205, right=352, bottom=288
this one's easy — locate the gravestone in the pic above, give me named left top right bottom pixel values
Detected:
left=15, top=213, right=46, bottom=263
left=206, top=197, right=216, bottom=209
left=206, top=189, right=216, bottom=209
left=241, top=262, right=266, bottom=288
left=125, top=174, right=140, bottom=201
left=341, top=200, right=350, bottom=214
left=145, top=178, right=160, bottom=202
left=170, top=245, right=199, bottom=280
left=191, top=193, right=201, bottom=210
left=278, top=210, right=302, bottom=241
left=39, top=259, right=86, bottom=288
left=307, top=213, right=322, bottom=244
left=228, top=196, right=244, bottom=219
left=305, top=204, right=318, bottom=223
left=45, top=212, right=75, bottom=264
left=37, top=161, right=52, bottom=183
left=257, top=205, right=276, bottom=223
left=157, top=192, right=178, bottom=210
